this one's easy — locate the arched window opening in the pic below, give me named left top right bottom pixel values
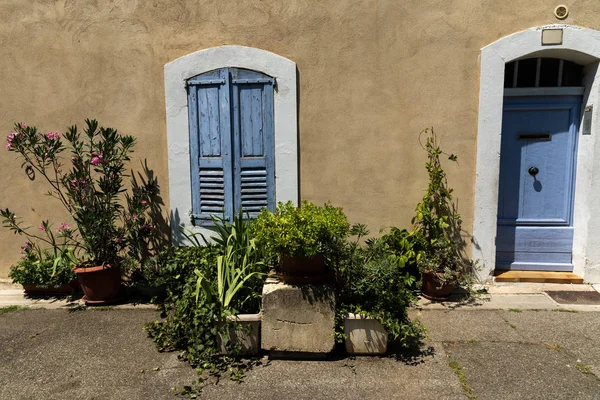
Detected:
left=504, top=58, right=583, bottom=88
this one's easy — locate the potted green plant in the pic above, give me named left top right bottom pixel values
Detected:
left=335, top=225, right=422, bottom=355
left=190, top=211, right=267, bottom=355
left=9, top=241, right=78, bottom=296
left=2, top=120, right=157, bottom=305
left=253, top=201, right=350, bottom=284
left=122, top=255, right=167, bottom=300
left=411, top=128, right=474, bottom=300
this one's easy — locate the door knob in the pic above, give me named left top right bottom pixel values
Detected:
left=528, top=166, right=539, bottom=176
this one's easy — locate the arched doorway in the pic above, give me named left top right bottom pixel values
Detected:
left=474, top=25, right=600, bottom=283
left=497, top=58, right=583, bottom=272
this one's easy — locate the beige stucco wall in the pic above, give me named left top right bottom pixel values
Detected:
left=1, top=0, right=600, bottom=277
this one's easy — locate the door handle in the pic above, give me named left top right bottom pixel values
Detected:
left=528, top=166, right=539, bottom=176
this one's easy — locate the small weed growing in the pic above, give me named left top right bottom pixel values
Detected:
left=0, top=305, right=29, bottom=314
left=545, top=343, right=563, bottom=352
left=172, top=384, right=202, bottom=399
left=576, top=363, right=594, bottom=375
left=552, top=308, right=578, bottom=313
left=508, top=308, right=522, bottom=313
left=449, top=359, right=476, bottom=400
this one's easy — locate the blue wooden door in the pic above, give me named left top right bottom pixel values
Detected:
left=496, top=95, right=581, bottom=271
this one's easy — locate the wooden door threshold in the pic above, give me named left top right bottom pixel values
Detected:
left=494, top=270, right=584, bottom=284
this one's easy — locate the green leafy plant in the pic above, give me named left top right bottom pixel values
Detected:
left=334, top=224, right=424, bottom=347
left=144, top=245, right=221, bottom=354
left=193, top=216, right=265, bottom=313
left=9, top=242, right=76, bottom=286
left=146, top=211, right=267, bottom=386
left=381, top=227, right=421, bottom=283
left=2, top=120, right=158, bottom=270
left=253, top=200, right=350, bottom=260
left=411, top=128, right=475, bottom=288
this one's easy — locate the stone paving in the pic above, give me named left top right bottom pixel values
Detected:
left=1, top=297, right=599, bottom=399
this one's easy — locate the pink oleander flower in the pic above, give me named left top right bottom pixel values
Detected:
left=21, top=124, right=27, bottom=128
left=6, top=132, right=16, bottom=150
left=132, top=214, right=139, bottom=220
left=90, top=151, right=105, bottom=166
left=46, top=131, right=60, bottom=140
left=19, top=241, right=31, bottom=255
left=55, top=222, right=71, bottom=233
left=70, top=178, right=88, bottom=191
left=39, top=224, right=45, bottom=232
left=140, top=199, right=148, bottom=205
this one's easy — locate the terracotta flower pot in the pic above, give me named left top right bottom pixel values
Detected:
left=73, top=264, right=122, bottom=305
left=421, top=271, right=456, bottom=301
left=279, top=254, right=330, bottom=284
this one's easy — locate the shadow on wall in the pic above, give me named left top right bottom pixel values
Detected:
left=170, top=209, right=181, bottom=244
left=131, top=159, right=170, bottom=253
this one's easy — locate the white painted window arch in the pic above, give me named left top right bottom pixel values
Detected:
left=164, top=45, right=298, bottom=242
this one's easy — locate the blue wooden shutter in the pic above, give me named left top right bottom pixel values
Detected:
left=187, top=68, right=233, bottom=224
left=230, top=68, right=276, bottom=217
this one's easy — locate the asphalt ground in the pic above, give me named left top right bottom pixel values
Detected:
left=1, top=307, right=599, bottom=399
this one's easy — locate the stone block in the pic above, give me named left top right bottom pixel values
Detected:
left=344, top=313, right=388, bottom=355
left=217, top=313, right=261, bottom=356
left=261, top=280, right=335, bottom=353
